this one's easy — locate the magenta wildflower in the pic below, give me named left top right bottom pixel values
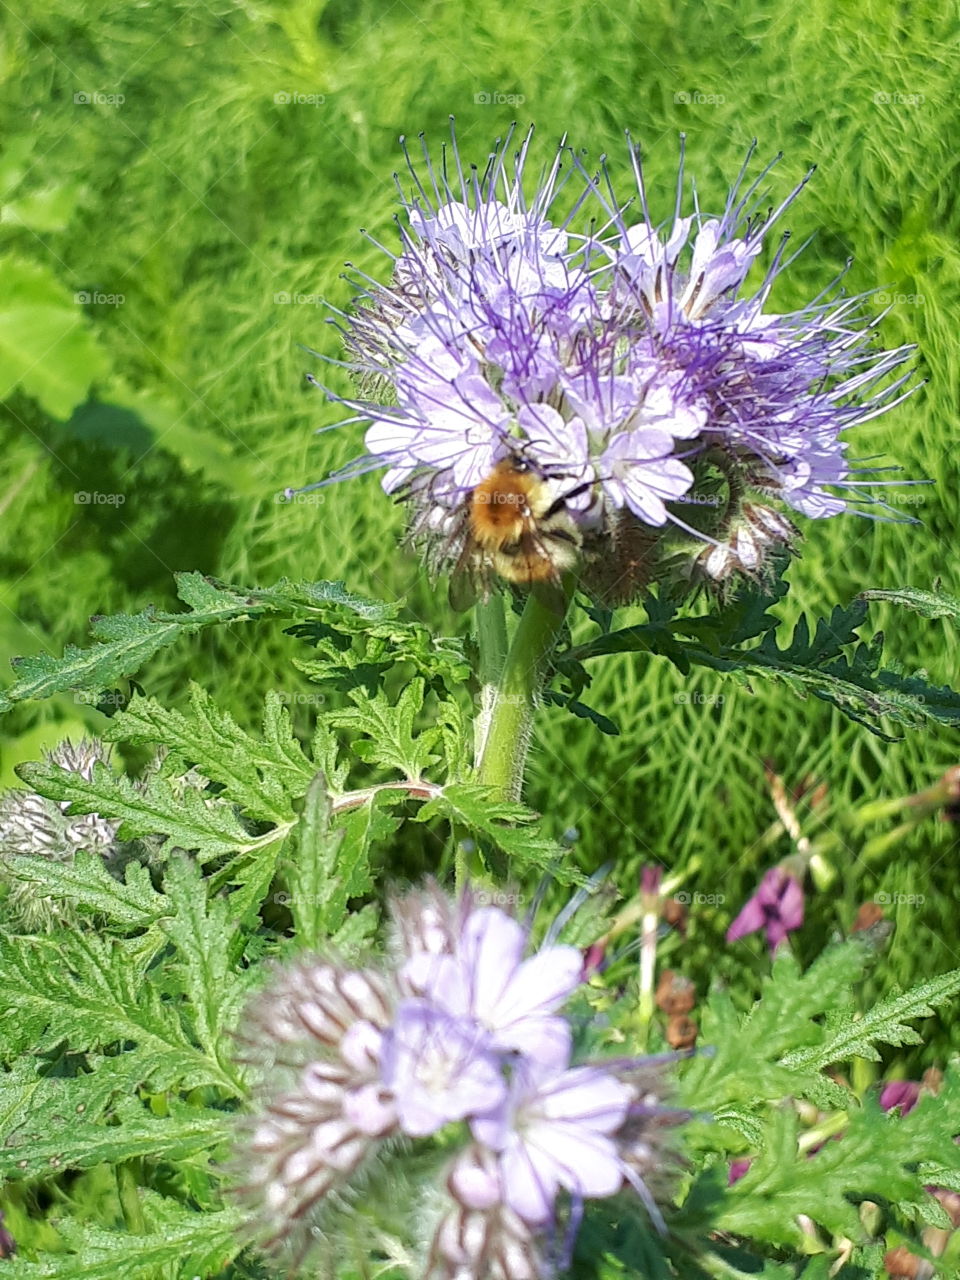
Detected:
left=728, top=1158, right=752, bottom=1186
left=726, top=865, right=805, bottom=952
left=880, top=1079, right=923, bottom=1116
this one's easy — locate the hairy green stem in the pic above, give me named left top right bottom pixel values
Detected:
left=475, top=580, right=574, bottom=802
left=473, top=592, right=509, bottom=765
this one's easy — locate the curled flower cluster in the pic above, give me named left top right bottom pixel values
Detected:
left=302, top=125, right=915, bottom=600
left=0, top=738, right=122, bottom=931
left=0, top=738, right=118, bottom=860
left=235, top=884, right=678, bottom=1276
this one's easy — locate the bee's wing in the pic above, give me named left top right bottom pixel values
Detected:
left=448, top=533, right=486, bottom=612
left=448, top=564, right=480, bottom=611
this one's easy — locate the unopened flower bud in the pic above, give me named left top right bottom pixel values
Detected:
left=852, top=901, right=885, bottom=932
left=929, top=1187, right=960, bottom=1229
left=694, top=503, right=798, bottom=585
left=582, top=940, right=607, bottom=978
left=661, top=896, right=688, bottom=934
left=728, top=1158, right=752, bottom=1186
left=247, top=962, right=391, bottom=1053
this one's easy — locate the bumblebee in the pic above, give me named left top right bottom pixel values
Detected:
left=449, top=457, right=584, bottom=610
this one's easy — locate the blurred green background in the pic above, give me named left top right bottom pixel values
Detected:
left=1, top=0, right=958, bottom=1002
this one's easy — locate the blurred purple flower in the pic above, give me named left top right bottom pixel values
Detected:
left=880, top=1079, right=922, bottom=1116
left=417, top=904, right=583, bottom=1069
left=235, top=882, right=680, bottom=1271
left=726, top=866, right=804, bottom=952
left=380, top=1000, right=506, bottom=1137
left=471, top=1060, right=633, bottom=1226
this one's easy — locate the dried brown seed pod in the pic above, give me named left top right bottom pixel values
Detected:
left=655, top=970, right=697, bottom=1016
left=665, top=1014, right=698, bottom=1050
left=852, top=901, right=885, bottom=933
left=883, top=1245, right=935, bottom=1279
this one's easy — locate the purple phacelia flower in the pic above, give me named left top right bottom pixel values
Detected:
left=295, top=125, right=915, bottom=603
left=415, top=903, right=583, bottom=1069
left=380, top=1000, right=505, bottom=1136
left=470, top=1059, right=634, bottom=1226
left=233, top=883, right=681, bottom=1274
left=726, top=865, right=805, bottom=952
left=431, top=1145, right=546, bottom=1280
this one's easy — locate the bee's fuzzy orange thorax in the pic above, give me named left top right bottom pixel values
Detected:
left=468, top=465, right=539, bottom=548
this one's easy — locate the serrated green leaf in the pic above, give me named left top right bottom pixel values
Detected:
left=417, top=783, right=586, bottom=887
left=283, top=774, right=377, bottom=948
left=781, top=967, right=960, bottom=1071
left=325, top=679, right=441, bottom=778
left=17, top=758, right=274, bottom=862
left=0, top=931, right=235, bottom=1092
left=860, top=584, right=960, bottom=621
left=159, top=857, right=248, bottom=1080
left=0, top=1053, right=165, bottom=1147
left=0, top=1096, right=231, bottom=1181
left=219, top=836, right=286, bottom=925
left=681, top=943, right=871, bottom=1118
left=566, top=592, right=960, bottom=740
left=0, top=574, right=396, bottom=712
left=1, top=851, right=168, bottom=927
left=716, top=1079, right=960, bottom=1245
left=103, top=687, right=315, bottom=824
left=0, top=1207, right=243, bottom=1279
left=542, top=688, right=620, bottom=736
left=332, top=900, right=380, bottom=956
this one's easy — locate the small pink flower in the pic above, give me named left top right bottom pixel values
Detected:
left=880, top=1079, right=922, bottom=1116
left=728, top=1158, right=752, bottom=1186
left=726, top=866, right=804, bottom=953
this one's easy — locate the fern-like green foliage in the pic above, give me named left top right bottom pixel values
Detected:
left=0, top=644, right=957, bottom=1277
left=0, top=560, right=957, bottom=1278
left=682, top=944, right=960, bottom=1122
left=560, top=584, right=960, bottom=740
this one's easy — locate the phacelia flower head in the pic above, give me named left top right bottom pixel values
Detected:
left=297, top=124, right=915, bottom=604
left=233, top=881, right=681, bottom=1274
left=726, top=864, right=805, bottom=953
left=0, top=737, right=123, bottom=931
left=0, top=737, right=119, bottom=861
left=470, top=1057, right=634, bottom=1227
